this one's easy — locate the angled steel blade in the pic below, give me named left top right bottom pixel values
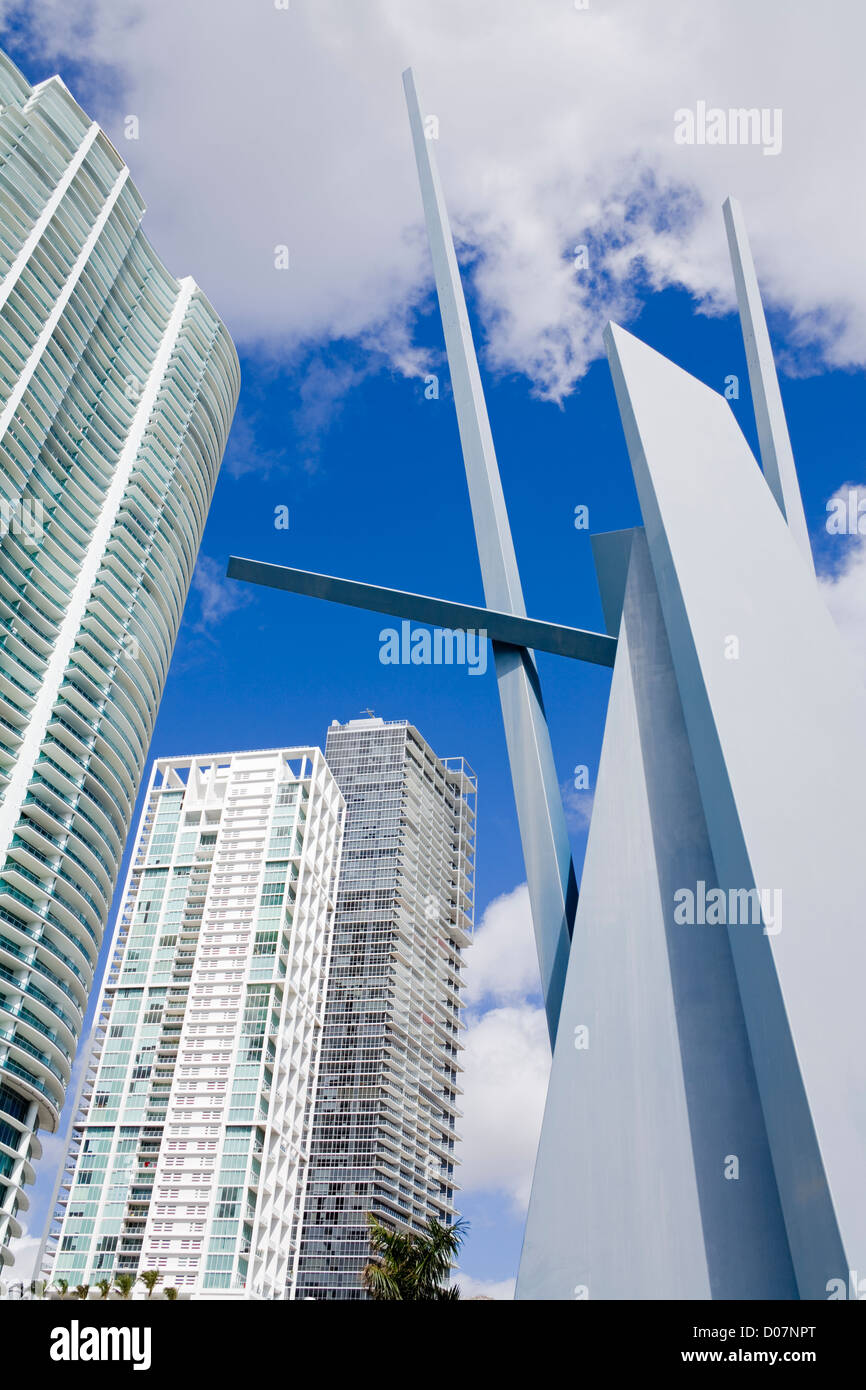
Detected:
left=404, top=67, right=579, bottom=1044
left=723, top=196, right=814, bottom=575
left=227, top=557, right=617, bottom=668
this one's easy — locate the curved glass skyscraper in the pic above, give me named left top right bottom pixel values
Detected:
left=0, top=48, right=239, bottom=1266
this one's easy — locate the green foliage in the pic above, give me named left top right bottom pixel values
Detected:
left=53, top=1277, right=69, bottom=1299
left=114, top=1273, right=136, bottom=1299
left=164, top=1286, right=179, bottom=1301
left=139, top=1269, right=162, bottom=1298
left=96, top=1278, right=111, bottom=1299
left=361, top=1213, right=467, bottom=1300
left=74, top=1284, right=89, bottom=1300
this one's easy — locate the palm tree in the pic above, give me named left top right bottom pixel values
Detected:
left=361, top=1213, right=467, bottom=1300
left=139, top=1269, right=161, bottom=1299
left=164, top=1286, right=179, bottom=1301
left=114, top=1273, right=136, bottom=1300
left=74, top=1284, right=90, bottom=1301
left=53, top=1277, right=69, bottom=1300
left=96, top=1278, right=111, bottom=1300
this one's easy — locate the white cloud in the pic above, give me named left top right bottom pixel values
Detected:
left=458, top=1002, right=549, bottom=1213
left=561, top=779, right=594, bottom=833
left=292, top=355, right=371, bottom=473
left=818, top=483, right=866, bottom=686
left=223, top=404, right=290, bottom=482
left=5, top=1225, right=41, bottom=1284
left=459, top=886, right=549, bottom=1212
left=454, top=1272, right=515, bottom=1301
left=463, top=882, right=541, bottom=1006
left=2, top=0, right=864, bottom=402
left=191, top=554, right=252, bottom=629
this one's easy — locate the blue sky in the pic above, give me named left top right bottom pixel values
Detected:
left=1, top=3, right=864, bottom=1295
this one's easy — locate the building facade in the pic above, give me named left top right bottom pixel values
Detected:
left=44, top=748, right=344, bottom=1297
left=291, top=717, right=475, bottom=1299
left=0, top=49, right=240, bottom=1265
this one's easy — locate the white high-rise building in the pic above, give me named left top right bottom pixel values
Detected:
left=44, top=748, right=344, bottom=1298
left=0, top=48, right=239, bottom=1267
left=292, top=717, right=476, bottom=1300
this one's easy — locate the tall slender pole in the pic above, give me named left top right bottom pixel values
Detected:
left=403, top=68, right=576, bottom=1045
left=723, top=196, right=814, bottom=574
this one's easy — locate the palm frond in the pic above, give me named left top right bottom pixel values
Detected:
left=361, top=1210, right=469, bottom=1299
left=361, top=1257, right=404, bottom=1300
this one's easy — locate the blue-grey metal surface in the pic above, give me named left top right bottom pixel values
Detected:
left=227, top=557, right=617, bottom=667
left=606, top=321, right=866, bottom=1299
left=589, top=529, right=638, bottom=637
left=518, top=530, right=798, bottom=1299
